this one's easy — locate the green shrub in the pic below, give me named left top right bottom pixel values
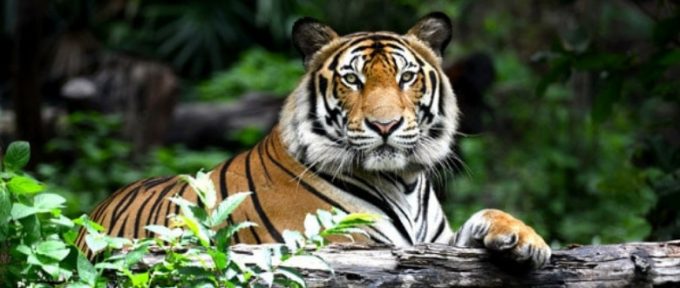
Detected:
left=38, top=112, right=230, bottom=217
left=198, top=48, right=305, bottom=101
left=1, top=141, right=376, bottom=287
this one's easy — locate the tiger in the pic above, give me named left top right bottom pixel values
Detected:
left=76, top=12, right=551, bottom=268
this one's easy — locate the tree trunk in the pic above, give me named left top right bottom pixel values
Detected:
left=134, top=240, right=680, bottom=287
left=11, top=0, right=47, bottom=167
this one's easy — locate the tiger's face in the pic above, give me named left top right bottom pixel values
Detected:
left=280, top=13, right=459, bottom=174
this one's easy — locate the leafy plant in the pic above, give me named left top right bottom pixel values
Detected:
left=2, top=141, right=376, bottom=287
left=198, top=48, right=305, bottom=101
left=38, top=112, right=229, bottom=217
left=140, top=170, right=378, bottom=287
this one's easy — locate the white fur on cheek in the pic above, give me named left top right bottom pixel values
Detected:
left=280, top=75, right=354, bottom=174
left=410, top=69, right=460, bottom=169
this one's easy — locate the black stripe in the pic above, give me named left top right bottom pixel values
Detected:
left=143, top=176, right=174, bottom=190
left=264, top=140, right=350, bottom=213
left=92, top=180, right=139, bottom=222
left=418, top=181, right=432, bottom=242
left=430, top=217, right=447, bottom=242
left=218, top=156, right=240, bottom=237
left=245, top=150, right=284, bottom=242
left=116, top=215, right=129, bottom=238
left=219, top=157, right=236, bottom=200
left=257, top=142, right=273, bottom=183
left=405, top=180, right=418, bottom=193
left=346, top=34, right=402, bottom=48
left=438, top=71, right=446, bottom=116
left=367, top=226, right=391, bottom=244
left=318, top=173, right=413, bottom=245
left=415, top=181, right=425, bottom=222
left=428, top=71, right=439, bottom=112
left=428, top=122, right=444, bottom=139
left=247, top=216, right=262, bottom=244
left=149, top=180, right=179, bottom=227
left=133, top=190, right=157, bottom=239
left=110, top=185, right=142, bottom=231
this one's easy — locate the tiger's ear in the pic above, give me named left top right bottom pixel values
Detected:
left=407, top=12, right=452, bottom=56
left=292, top=17, right=338, bottom=69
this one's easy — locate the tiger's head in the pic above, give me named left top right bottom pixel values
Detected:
left=280, top=12, right=459, bottom=174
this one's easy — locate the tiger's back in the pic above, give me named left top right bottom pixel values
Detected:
left=76, top=131, right=356, bottom=253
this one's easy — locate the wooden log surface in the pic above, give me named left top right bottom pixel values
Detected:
left=136, top=240, right=680, bottom=287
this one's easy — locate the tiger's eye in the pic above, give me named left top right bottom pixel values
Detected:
left=401, top=71, right=415, bottom=82
left=343, top=73, right=359, bottom=85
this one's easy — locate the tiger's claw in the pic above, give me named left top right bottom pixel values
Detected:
left=453, top=209, right=551, bottom=268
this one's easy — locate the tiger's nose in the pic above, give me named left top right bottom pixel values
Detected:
left=365, top=117, right=403, bottom=137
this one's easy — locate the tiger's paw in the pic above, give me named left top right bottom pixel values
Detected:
left=453, top=209, right=551, bottom=268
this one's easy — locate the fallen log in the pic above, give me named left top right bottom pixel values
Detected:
left=135, top=240, right=680, bottom=287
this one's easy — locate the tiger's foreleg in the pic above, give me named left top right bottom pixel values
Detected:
left=451, top=209, right=551, bottom=268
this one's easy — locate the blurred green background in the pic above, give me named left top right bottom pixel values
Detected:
left=1, top=0, right=678, bottom=247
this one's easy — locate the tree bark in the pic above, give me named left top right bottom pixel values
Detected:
left=11, top=0, right=47, bottom=167
left=135, top=240, right=680, bottom=287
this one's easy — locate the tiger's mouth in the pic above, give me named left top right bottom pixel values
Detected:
left=358, top=142, right=411, bottom=171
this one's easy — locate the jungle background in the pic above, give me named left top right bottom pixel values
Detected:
left=0, top=0, right=678, bottom=247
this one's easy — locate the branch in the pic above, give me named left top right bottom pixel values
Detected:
left=134, top=240, right=680, bottom=287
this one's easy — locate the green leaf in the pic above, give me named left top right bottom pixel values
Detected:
left=51, top=214, right=75, bottom=228
left=34, top=193, right=67, bottom=211
left=11, top=203, right=37, bottom=220
left=106, top=237, right=132, bottom=250
left=208, top=249, right=228, bottom=270
left=41, top=263, right=73, bottom=280
left=181, top=171, right=217, bottom=209
left=214, top=221, right=256, bottom=252
left=145, top=225, right=173, bottom=237
left=85, top=234, right=108, bottom=254
left=337, top=213, right=379, bottom=226
left=209, top=192, right=251, bottom=227
left=282, top=230, right=305, bottom=252
left=304, top=214, right=321, bottom=238
left=316, top=209, right=333, bottom=229
left=3, top=141, right=30, bottom=171
left=169, top=196, right=201, bottom=220
left=0, top=187, right=10, bottom=223
left=179, top=214, right=210, bottom=247
left=77, top=253, right=97, bottom=286
left=20, top=214, right=41, bottom=242
left=63, top=230, right=78, bottom=245
left=36, top=240, right=70, bottom=260
left=7, top=175, right=44, bottom=195
left=66, top=283, right=91, bottom=288
left=125, top=243, right=150, bottom=267
left=94, top=262, right=124, bottom=271
left=74, top=215, right=105, bottom=234
left=129, top=272, right=149, bottom=287
left=16, top=244, right=32, bottom=255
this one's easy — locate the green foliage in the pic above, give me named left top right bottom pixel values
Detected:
left=198, top=48, right=305, bottom=101
left=1, top=141, right=79, bottom=285
left=445, top=1, right=679, bottom=245
left=142, top=172, right=376, bottom=287
left=1, top=142, right=376, bottom=287
left=100, top=1, right=255, bottom=77
left=38, top=112, right=229, bottom=217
